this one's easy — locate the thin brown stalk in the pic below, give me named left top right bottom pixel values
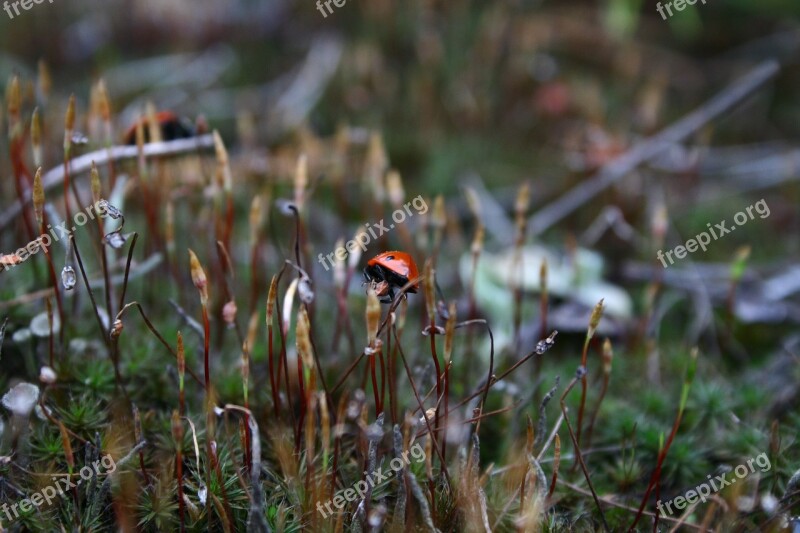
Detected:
left=331, top=351, right=367, bottom=395
left=558, top=479, right=707, bottom=531
left=442, top=302, right=456, bottom=464
left=32, top=167, right=65, bottom=345
left=266, top=275, right=280, bottom=416
left=7, top=78, right=37, bottom=244
left=220, top=404, right=269, bottom=532
left=172, top=410, right=186, bottom=533
left=386, top=307, right=399, bottom=424
left=113, top=302, right=204, bottom=387
left=628, top=349, right=698, bottom=532
left=188, top=249, right=211, bottom=390
left=585, top=338, right=613, bottom=448
left=452, top=330, right=556, bottom=414
left=464, top=187, right=485, bottom=382
left=511, top=183, right=530, bottom=350
left=576, top=299, right=604, bottom=456
left=56, top=421, right=81, bottom=526
left=378, top=345, right=386, bottom=415
left=369, top=351, right=381, bottom=415
left=188, top=249, right=214, bottom=525
left=248, top=194, right=266, bottom=315
left=96, top=80, right=118, bottom=191
left=547, top=434, right=561, bottom=500
left=90, top=162, right=114, bottom=322
left=71, top=235, right=116, bottom=348
left=209, top=441, right=235, bottom=532
left=518, top=415, right=534, bottom=514
left=177, top=332, right=186, bottom=416
left=535, top=259, right=548, bottom=394
left=45, top=297, right=54, bottom=367
left=422, top=261, right=443, bottom=467
left=294, top=333, right=308, bottom=452
left=38, top=389, right=90, bottom=446
left=419, top=399, right=519, bottom=436
left=366, top=286, right=383, bottom=415
left=215, top=240, right=245, bottom=346
left=303, top=394, right=317, bottom=517
left=63, top=95, right=76, bottom=222
left=118, top=232, right=139, bottom=312
left=430, top=195, right=445, bottom=265
left=272, top=264, right=297, bottom=428
left=330, top=393, right=349, bottom=501
left=296, top=306, right=315, bottom=453
left=393, top=322, right=451, bottom=488
left=295, top=271, right=333, bottom=416
left=134, top=116, right=162, bottom=253
left=330, top=276, right=421, bottom=395
left=132, top=404, right=148, bottom=485
left=560, top=366, right=610, bottom=532
left=212, top=131, right=234, bottom=253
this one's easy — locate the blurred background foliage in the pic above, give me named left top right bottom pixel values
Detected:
left=1, top=0, right=799, bottom=200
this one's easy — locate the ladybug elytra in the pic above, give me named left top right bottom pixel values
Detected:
left=123, top=111, right=196, bottom=145
left=363, top=251, right=420, bottom=303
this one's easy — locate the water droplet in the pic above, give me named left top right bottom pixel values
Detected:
left=71, top=132, right=89, bottom=145
left=298, top=278, right=314, bottom=304
left=104, top=231, right=126, bottom=249
left=97, top=199, right=123, bottom=220
left=62, top=265, right=77, bottom=291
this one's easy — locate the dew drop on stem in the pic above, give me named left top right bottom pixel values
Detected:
left=62, top=265, right=77, bottom=291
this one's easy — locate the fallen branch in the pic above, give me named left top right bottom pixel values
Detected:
left=0, top=135, right=215, bottom=231
left=528, top=60, right=780, bottom=235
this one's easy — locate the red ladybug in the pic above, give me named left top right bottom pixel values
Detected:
left=364, top=251, right=420, bottom=303
left=123, top=111, right=196, bottom=145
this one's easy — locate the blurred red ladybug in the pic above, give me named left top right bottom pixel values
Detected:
left=364, top=251, right=420, bottom=303
left=123, top=111, right=197, bottom=145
